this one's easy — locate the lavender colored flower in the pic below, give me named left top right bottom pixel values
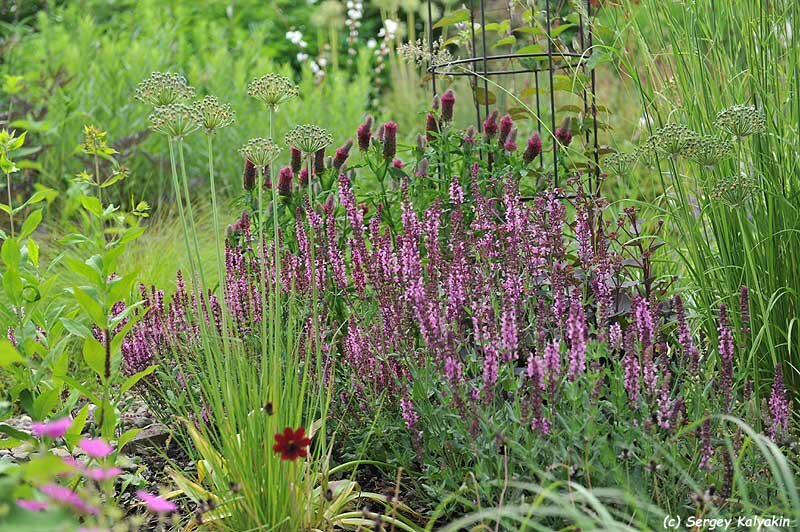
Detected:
left=739, top=286, right=750, bottom=334
left=400, top=397, right=419, bottom=429
left=717, top=305, right=735, bottom=410
left=566, top=293, right=587, bottom=380
left=382, top=121, right=398, bottom=159
left=768, top=367, right=790, bottom=440
left=698, top=416, right=713, bottom=470
left=608, top=322, right=622, bottom=350
left=40, top=483, right=98, bottom=514
left=440, top=89, right=455, bottom=122
left=137, top=491, right=177, bottom=514
left=622, top=326, right=640, bottom=406
left=79, top=437, right=113, bottom=458
left=16, top=499, right=48, bottom=512
left=674, top=295, right=699, bottom=374
left=523, top=132, right=542, bottom=163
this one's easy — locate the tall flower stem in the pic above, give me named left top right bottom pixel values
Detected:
left=5, top=170, right=13, bottom=237
left=167, top=138, right=197, bottom=281
left=268, top=109, right=282, bottom=406
left=206, top=134, right=230, bottom=348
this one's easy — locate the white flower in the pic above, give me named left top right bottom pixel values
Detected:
left=297, top=52, right=309, bottom=62
left=367, top=38, right=377, bottom=49
left=299, top=40, right=308, bottom=49
left=286, top=30, right=304, bottom=44
left=318, top=57, right=328, bottom=67
left=384, top=19, right=398, bottom=36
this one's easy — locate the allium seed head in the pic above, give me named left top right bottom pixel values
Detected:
left=247, top=74, right=299, bottom=110
left=239, top=138, right=281, bottom=167
left=715, top=104, right=766, bottom=139
left=284, top=124, right=333, bottom=155
left=148, top=103, right=199, bottom=138
left=192, top=95, right=235, bottom=133
left=711, top=174, right=759, bottom=208
left=605, top=151, right=637, bottom=176
left=647, top=124, right=698, bottom=159
left=135, top=72, right=196, bottom=107
left=684, top=134, right=733, bottom=168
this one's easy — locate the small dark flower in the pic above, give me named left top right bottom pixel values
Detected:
left=425, top=113, right=439, bottom=141
left=273, top=427, right=311, bottom=461
left=483, top=110, right=499, bottom=139
left=503, top=127, right=517, bottom=152
left=332, top=140, right=353, bottom=171
left=739, top=286, right=750, bottom=334
left=278, top=167, right=293, bottom=197
left=498, top=114, right=513, bottom=146
left=392, top=158, right=404, bottom=169
left=314, top=148, right=325, bottom=175
left=555, top=116, right=572, bottom=147
left=299, top=167, right=309, bottom=186
left=464, top=126, right=476, bottom=146
left=264, top=401, right=274, bottom=415
left=382, top=121, right=398, bottom=159
left=291, top=147, right=302, bottom=173
left=415, top=158, right=429, bottom=177
left=440, top=89, right=455, bottom=122
left=357, top=116, right=373, bottom=151
left=523, top=132, right=542, bottom=163
left=242, top=159, right=256, bottom=191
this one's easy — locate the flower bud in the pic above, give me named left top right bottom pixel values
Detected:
left=483, top=110, right=499, bottom=139
left=555, top=116, right=573, bottom=147
left=278, top=166, right=293, bottom=197
left=498, top=114, right=513, bottom=147
left=440, top=89, right=455, bottom=122
left=382, top=121, right=398, bottom=159
left=425, top=113, right=439, bottom=141
left=332, top=139, right=353, bottom=171
left=357, top=115, right=373, bottom=151
left=291, top=147, right=302, bottom=173
left=523, top=132, right=542, bottom=163
left=314, top=148, right=325, bottom=176
left=242, top=159, right=256, bottom=191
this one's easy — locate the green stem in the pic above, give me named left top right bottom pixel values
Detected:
left=5, top=171, right=13, bottom=237
left=207, top=134, right=230, bottom=350
left=167, top=139, right=197, bottom=280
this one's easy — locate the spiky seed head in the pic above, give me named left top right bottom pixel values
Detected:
left=239, top=138, right=282, bottom=167
left=647, top=124, right=699, bottom=159
left=684, top=134, right=733, bottom=169
left=135, top=72, right=196, bottom=107
left=604, top=151, right=637, bottom=177
left=284, top=124, right=333, bottom=155
left=715, top=105, right=766, bottom=140
left=247, top=74, right=299, bottom=111
left=192, top=96, right=235, bottom=134
left=148, top=103, right=199, bottom=138
left=711, top=174, right=759, bottom=208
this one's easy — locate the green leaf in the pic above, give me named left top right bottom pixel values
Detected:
left=64, top=404, right=90, bottom=448
left=0, top=423, right=33, bottom=442
left=26, top=238, right=39, bottom=267
left=60, top=317, right=92, bottom=339
left=79, top=195, right=103, bottom=217
left=82, top=336, right=107, bottom=381
left=59, top=376, right=100, bottom=404
left=433, top=8, right=470, bottom=29
left=1, top=237, right=21, bottom=269
left=71, top=286, right=106, bottom=327
left=18, top=209, right=42, bottom=239
left=515, top=44, right=544, bottom=55
left=21, top=454, right=71, bottom=483
left=31, top=387, right=61, bottom=420
left=119, top=365, right=156, bottom=396
left=0, top=340, right=24, bottom=367
left=116, top=428, right=142, bottom=453
left=472, top=86, right=497, bottom=105
left=492, top=36, right=517, bottom=48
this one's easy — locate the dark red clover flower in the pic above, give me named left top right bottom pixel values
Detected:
left=425, top=112, right=439, bottom=141
left=299, top=167, right=309, bottom=186
left=333, top=139, right=353, bottom=171
left=382, top=121, right=398, bottom=159
left=242, top=159, right=256, bottom=191
left=290, top=147, right=302, bottom=173
left=440, top=89, right=456, bottom=122
left=523, top=132, right=542, bottom=163
left=273, top=426, right=311, bottom=461
left=555, top=116, right=573, bottom=147
left=483, top=110, right=499, bottom=139
left=498, top=114, right=513, bottom=146
left=313, top=148, right=325, bottom=175
left=278, top=166, right=293, bottom=197
left=357, top=116, right=373, bottom=151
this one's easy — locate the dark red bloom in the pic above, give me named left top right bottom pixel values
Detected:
left=242, top=159, right=256, bottom=191
left=523, top=132, right=542, bottom=163
left=273, top=427, right=311, bottom=461
left=498, top=114, right=513, bottom=147
left=357, top=116, right=373, bottom=151
left=313, top=148, right=325, bottom=176
left=425, top=113, right=439, bottom=141
left=483, top=110, right=499, bottom=139
left=392, top=158, right=404, bottom=169
left=440, top=89, right=456, bottom=122
left=382, top=121, right=398, bottom=159
left=333, top=140, right=353, bottom=171
left=555, top=116, right=572, bottom=147
left=263, top=166, right=271, bottom=189
left=291, top=147, right=302, bottom=173
left=278, top=166, right=293, bottom=197
left=299, top=167, right=309, bottom=186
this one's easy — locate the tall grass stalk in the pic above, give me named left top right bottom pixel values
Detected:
left=610, top=0, right=800, bottom=398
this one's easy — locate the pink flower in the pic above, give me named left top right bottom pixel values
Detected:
left=79, top=437, right=114, bottom=459
left=137, top=490, right=177, bottom=513
left=86, top=466, right=123, bottom=481
left=40, top=483, right=98, bottom=514
left=31, top=417, right=72, bottom=439
left=16, top=499, right=48, bottom=512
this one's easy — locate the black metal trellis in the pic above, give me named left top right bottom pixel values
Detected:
left=425, top=0, right=600, bottom=188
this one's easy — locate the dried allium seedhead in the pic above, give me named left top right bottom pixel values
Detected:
left=554, top=116, right=573, bottom=147
left=684, top=134, right=733, bottom=168
left=523, top=132, right=542, bottom=164
left=285, top=124, right=333, bottom=155
left=148, top=103, right=200, bottom=138
left=135, top=72, right=195, bottom=107
left=715, top=104, right=766, bottom=139
left=239, top=138, right=281, bottom=167
left=382, top=121, right=398, bottom=159
left=647, top=123, right=697, bottom=159
left=242, top=159, right=256, bottom=191
left=440, top=89, right=455, bottom=122
left=192, top=95, right=235, bottom=133
left=605, top=151, right=636, bottom=177
left=247, top=74, right=299, bottom=110
left=710, top=173, right=759, bottom=207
